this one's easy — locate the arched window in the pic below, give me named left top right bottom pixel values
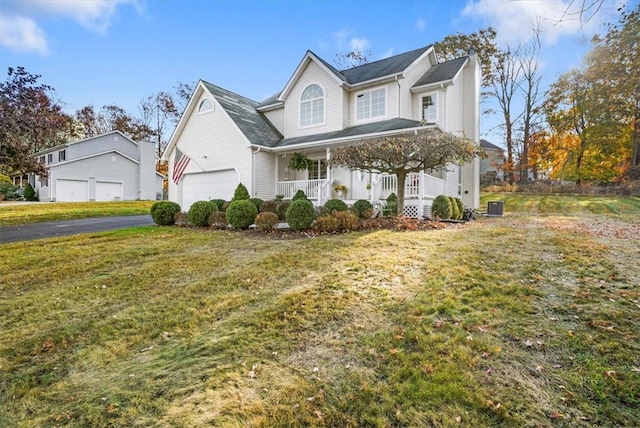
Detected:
left=198, top=98, right=213, bottom=113
left=300, top=84, right=324, bottom=127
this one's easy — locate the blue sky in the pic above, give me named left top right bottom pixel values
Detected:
left=0, top=0, right=632, bottom=144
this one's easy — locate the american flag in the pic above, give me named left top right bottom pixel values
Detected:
left=172, top=148, right=191, bottom=184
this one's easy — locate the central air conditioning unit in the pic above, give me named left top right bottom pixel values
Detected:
left=487, top=201, right=504, bottom=216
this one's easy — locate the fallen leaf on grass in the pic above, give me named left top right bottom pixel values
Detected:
left=314, top=410, right=323, bottom=420
left=466, top=335, right=473, bottom=341
left=389, top=349, right=399, bottom=355
left=524, top=340, right=533, bottom=347
left=567, top=330, right=574, bottom=337
left=455, top=416, right=462, bottom=423
left=549, top=411, right=563, bottom=420
left=631, top=367, right=640, bottom=373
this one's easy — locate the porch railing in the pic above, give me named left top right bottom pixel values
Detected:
left=276, top=179, right=328, bottom=200
left=379, top=173, right=445, bottom=199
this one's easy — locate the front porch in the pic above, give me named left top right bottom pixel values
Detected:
left=276, top=171, right=446, bottom=218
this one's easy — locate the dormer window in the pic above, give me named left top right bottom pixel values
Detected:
left=59, top=150, right=66, bottom=161
left=198, top=99, right=213, bottom=113
left=300, top=84, right=324, bottom=127
left=422, top=93, right=437, bottom=122
left=356, top=88, right=386, bottom=121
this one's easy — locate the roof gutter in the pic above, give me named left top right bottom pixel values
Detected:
left=270, top=124, right=442, bottom=153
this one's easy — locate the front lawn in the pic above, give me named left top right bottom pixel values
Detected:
left=0, top=201, right=155, bottom=226
left=1, top=196, right=638, bottom=426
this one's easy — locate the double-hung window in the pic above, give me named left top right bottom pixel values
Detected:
left=300, top=84, right=324, bottom=127
left=356, top=88, right=386, bottom=121
left=59, top=150, right=66, bottom=162
left=422, top=93, right=437, bottom=122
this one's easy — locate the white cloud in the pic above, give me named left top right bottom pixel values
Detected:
left=462, top=0, right=614, bottom=45
left=0, top=14, right=48, bottom=54
left=349, top=37, right=370, bottom=52
left=0, top=0, right=141, bottom=54
left=416, top=18, right=426, bottom=31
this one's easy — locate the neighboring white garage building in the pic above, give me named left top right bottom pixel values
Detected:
left=31, top=131, right=163, bottom=202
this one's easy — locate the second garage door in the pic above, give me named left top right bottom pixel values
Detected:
left=181, top=170, right=238, bottom=210
left=96, top=181, right=123, bottom=201
left=57, top=179, right=89, bottom=202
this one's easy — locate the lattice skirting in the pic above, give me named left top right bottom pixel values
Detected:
left=402, top=204, right=433, bottom=219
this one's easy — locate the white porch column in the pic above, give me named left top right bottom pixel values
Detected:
left=418, top=170, right=425, bottom=218
left=275, top=153, right=279, bottom=198
left=324, top=147, right=331, bottom=205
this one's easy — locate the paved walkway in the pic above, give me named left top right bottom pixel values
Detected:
left=0, top=215, right=155, bottom=244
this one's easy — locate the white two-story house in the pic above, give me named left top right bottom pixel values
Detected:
left=31, top=131, right=162, bottom=202
left=163, top=45, right=480, bottom=217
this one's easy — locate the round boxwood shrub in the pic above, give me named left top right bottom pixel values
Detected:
left=277, top=200, right=291, bottom=220
left=210, top=199, right=226, bottom=211
left=292, top=190, right=308, bottom=201
left=286, top=200, right=315, bottom=231
left=353, top=199, right=373, bottom=218
left=187, top=200, right=218, bottom=227
left=249, top=198, right=263, bottom=211
left=24, top=182, right=38, bottom=201
left=150, top=201, right=181, bottom=226
left=431, top=195, right=452, bottom=220
left=232, top=183, right=250, bottom=201
left=385, top=193, right=398, bottom=216
left=259, top=200, right=277, bottom=213
left=324, top=198, right=348, bottom=213
left=255, top=212, right=279, bottom=232
left=226, top=200, right=258, bottom=229
left=448, top=196, right=461, bottom=220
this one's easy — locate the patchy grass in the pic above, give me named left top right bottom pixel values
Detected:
left=0, top=201, right=154, bottom=226
left=1, top=198, right=639, bottom=427
left=480, top=192, right=640, bottom=219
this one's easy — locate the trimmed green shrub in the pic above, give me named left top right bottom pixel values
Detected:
left=249, top=198, right=263, bottom=211
left=455, top=198, right=464, bottom=220
left=286, top=200, right=315, bottom=231
left=259, top=200, right=277, bottom=213
left=187, top=200, right=218, bottom=227
left=324, top=198, right=348, bottom=213
left=210, top=199, right=226, bottom=211
left=226, top=200, right=258, bottom=229
left=432, top=195, right=453, bottom=220
left=353, top=199, right=373, bottom=218
left=232, top=183, right=250, bottom=201
left=209, top=211, right=228, bottom=229
left=292, top=190, right=308, bottom=201
left=384, top=193, right=398, bottom=216
left=151, top=201, right=181, bottom=226
left=24, top=182, right=37, bottom=201
left=255, top=212, right=279, bottom=232
left=0, top=174, right=11, bottom=185
left=277, top=200, right=291, bottom=221
left=448, top=196, right=461, bottom=220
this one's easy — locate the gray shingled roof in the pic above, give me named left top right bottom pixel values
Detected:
left=341, top=46, right=432, bottom=84
left=202, top=81, right=282, bottom=147
left=276, top=118, right=422, bottom=148
left=256, top=91, right=282, bottom=109
left=480, top=139, right=504, bottom=151
left=413, top=56, right=468, bottom=88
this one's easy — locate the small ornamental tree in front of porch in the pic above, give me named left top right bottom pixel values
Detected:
left=232, top=183, right=250, bottom=201
left=329, top=131, right=476, bottom=215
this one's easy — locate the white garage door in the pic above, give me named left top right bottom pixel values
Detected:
left=181, top=170, right=238, bottom=211
left=57, top=179, right=89, bottom=202
left=96, top=181, right=122, bottom=201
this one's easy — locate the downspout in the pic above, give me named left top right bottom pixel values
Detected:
left=440, top=83, right=446, bottom=131
left=252, top=147, right=261, bottom=197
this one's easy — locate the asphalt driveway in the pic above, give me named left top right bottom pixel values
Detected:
left=0, top=215, right=155, bottom=244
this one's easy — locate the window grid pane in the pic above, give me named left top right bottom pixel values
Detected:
left=300, top=85, right=324, bottom=126
left=357, top=93, right=370, bottom=120
left=371, top=89, right=385, bottom=117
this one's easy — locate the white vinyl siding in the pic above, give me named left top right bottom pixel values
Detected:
left=399, top=52, right=433, bottom=118
left=168, top=90, right=252, bottom=205
left=356, top=88, right=386, bottom=121
left=263, top=107, right=285, bottom=134
left=284, top=61, right=343, bottom=138
left=254, top=150, right=276, bottom=199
